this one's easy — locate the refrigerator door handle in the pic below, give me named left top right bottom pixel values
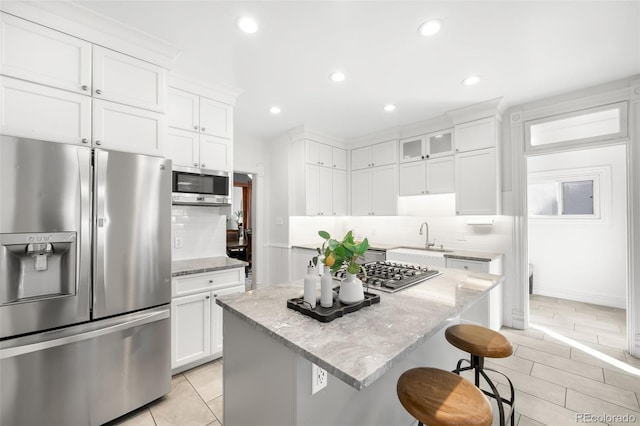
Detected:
left=93, top=150, right=108, bottom=310
left=0, top=308, right=169, bottom=359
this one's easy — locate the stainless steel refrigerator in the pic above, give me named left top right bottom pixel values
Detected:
left=0, top=136, right=172, bottom=425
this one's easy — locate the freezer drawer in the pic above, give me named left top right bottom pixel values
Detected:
left=0, top=306, right=171, bottom=426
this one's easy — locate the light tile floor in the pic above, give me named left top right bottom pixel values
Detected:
left=109, top=295, right=640, bottom=426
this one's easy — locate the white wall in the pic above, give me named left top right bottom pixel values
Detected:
left=171, top=206, right=227, bottom=260
left=527, top=144, right=627, bottom=308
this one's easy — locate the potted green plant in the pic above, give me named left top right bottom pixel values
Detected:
left=314, top=230, right=369, bottom=304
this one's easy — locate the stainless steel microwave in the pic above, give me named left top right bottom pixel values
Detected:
left=171, top=166, right=231, bottom=206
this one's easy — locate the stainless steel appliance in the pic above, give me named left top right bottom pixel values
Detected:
left=0, top=136, right=172, bottom=425
left=172, top=165, right=230, bottom=206
left=334, top=261, right=442, bottom=293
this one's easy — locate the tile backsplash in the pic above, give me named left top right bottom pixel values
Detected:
left=171, top=206, right=227, bottom=260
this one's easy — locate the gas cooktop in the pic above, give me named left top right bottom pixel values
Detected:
left=333, top=261, right=441, bottom=293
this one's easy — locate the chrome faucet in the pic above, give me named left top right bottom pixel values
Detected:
left=419, top=222, right=435, bottom=249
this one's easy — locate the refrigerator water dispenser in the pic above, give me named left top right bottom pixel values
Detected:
left=0, top=232, right=77, bottom=305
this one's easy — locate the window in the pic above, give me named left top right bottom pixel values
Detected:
left=528, top=167, right=607, bottom=221
left=525, top=102, right=627, bottom=151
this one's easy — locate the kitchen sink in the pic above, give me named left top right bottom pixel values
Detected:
left=398, top=246, right=454, bottom=253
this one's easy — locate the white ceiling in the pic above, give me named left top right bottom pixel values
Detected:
left=73, top=1, right=640, bottom=141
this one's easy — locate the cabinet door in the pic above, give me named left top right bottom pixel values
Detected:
left=171, top=293, right=211, bottom=369
left=371, top=140, right=397, bottom=166
left=426, top=130, right=454, bottom=158
left=351, top=146, right=371, bottom=170
left=332, top=169, right=348, bottom=215
left=93, top=99, right=165, bottom=156
left=166, top=127, right=199, bottom=168
left=455, top=148, right=498, bottom=215
left=455, top=117, right=496, bottom=152
left=305, top=165, right=320, bottom=216
left=332, top=147, right=347, bottom=170
left=167, top=87, right=199, bottom=131
left=93, top=46, right=166, bottom=112
left=399, top=161, right=426, bottom=196
left=399, top=136, right=425, bottom=163
left=318, top=166, right=333, bottom=216
left=426, top=156, right=454, bottom=194
left=0, top=76, right=91, bottom=145
left=351, top=169, right=371, bottom=215
left=199, top=134, right=232, bottom=171
left=0, top=13, right=92, bottom=94
left=211, top=285, right=245, bottom=356
left=200, top=97, right=232, bottom=139
left=317, top=143, right=332, bottom=168
left=305, top=140, right=320, bottom=164
left=371, top=164, right=398, bottom=215
left=445, top=258, right=489, bottom=273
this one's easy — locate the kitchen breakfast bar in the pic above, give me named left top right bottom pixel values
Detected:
left=216, top=268, right=504, bottom=426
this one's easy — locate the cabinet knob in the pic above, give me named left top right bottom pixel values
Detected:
left=421, top=155, right=424, bottom=159
left=194, top=125, right=199, bottom=130
left=95, top=89, right=102, bottom=95
left=206, top=295, right=210, bottom=299
left=201, top=163, right=206, bottom=168
left=81, top=85, right=88, bottom=91
left=194, top=162, right=198, bottom=166
left=333, top=165, right=336, bottom=168
left=95, top=140, right=102, bottom=146
left=371, top=163, right=375, bottom=166
left=463, top=266, right=469, bottom=270
left=209, top=280, right=213, bottom=283
left=456, top=148, right=459, bottom=152
left=81, top=138, right=89, bottom=144
left=213, top=294, right=218, bottom=298
left=426, top=154, right=430, bottom=159
left=201, top=127, right=206, bottom=131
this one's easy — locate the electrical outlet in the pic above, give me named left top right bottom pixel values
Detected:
left=174, top=237, right=183, bottom=248
left=311, top=363, right=327, bottom=394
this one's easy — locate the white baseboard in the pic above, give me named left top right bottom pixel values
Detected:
left=533, top=288, right=625, bottom=309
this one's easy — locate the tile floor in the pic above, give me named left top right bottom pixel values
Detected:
left=109, top=295, right=640, bottom=426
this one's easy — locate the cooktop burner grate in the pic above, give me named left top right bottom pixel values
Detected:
left=332, top=261, right=441, bottom=293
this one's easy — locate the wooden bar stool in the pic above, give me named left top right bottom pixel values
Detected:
left=445, top=324, right=515, bottom=426
left=397, top=367, right=492, bottom=426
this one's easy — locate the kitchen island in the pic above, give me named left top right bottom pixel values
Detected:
left=216, top=268, right=503, bottom=426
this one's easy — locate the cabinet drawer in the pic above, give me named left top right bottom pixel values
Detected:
left=173, top=269, right=243, bottom=297
left=446, top=258, right=488, bottom=273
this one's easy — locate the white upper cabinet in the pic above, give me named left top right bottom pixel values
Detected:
left=0, top=13, right=92, bottom=95
left=199, top=96, right=232, bottom=139
left=168, top=88, right=233, bottom=139
left=400, top=130, right=454, bottom=163
left=0, top=76, right=91, bottom=145
left=351, top=140, right=397, bottom=170
left=165, top=127, right=199, bottom=168
left=199, top=134, right=232, bottom=171
left=455, top=117, right=496, bottom=152
left=93, top=99, right=164, bottom=156
left=455, top=148, right=498, bottom=215
left=332, top=147, right=347, bottom=170
left=93, top=46, right=166, bottom=113
left=399, top=161, right=426, bottom=196
left=426, top=156, right=455, bottom=194
left=167, top=89, right=199, bottom=131
left=351, top=165, right=398, bottom=216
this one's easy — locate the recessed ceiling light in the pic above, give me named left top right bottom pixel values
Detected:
left=236, top=17, right=258, bottom=34
left=384, top=104, right=396, bottom=112
left=269, top=106, right=281, bottom=114
left=329, top=71, right=346, bottom=83
left=462, top=75, right=480, bottom=86
left=418, top=19, right=442, bottom=37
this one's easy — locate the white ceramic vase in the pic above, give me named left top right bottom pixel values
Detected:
left=339, top=272, right=364, bottom=304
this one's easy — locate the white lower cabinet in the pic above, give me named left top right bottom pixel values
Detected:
left=171, top=268, right=245, bottom=372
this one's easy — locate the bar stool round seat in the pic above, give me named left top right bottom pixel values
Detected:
left=397, top=367, right=492, bottom=426
left=445, top=324, right=513, bottom=358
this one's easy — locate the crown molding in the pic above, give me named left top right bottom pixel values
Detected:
left=348, top=127, right=400, bottom=148
left=446, top=97, right=506, bottom=125
left=287, top=126, right=346, bottom=146
left=168, top=73, right=243, bottom=106
left=399, top=115, right=453, bottom=139
left=0, top=0, right=182, bottom=69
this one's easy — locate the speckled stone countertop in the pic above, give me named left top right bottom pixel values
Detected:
left=172, top=256, right=247, bottom=277
left=216, top=268, right=502, bottom=390
left=292, top=243, right=502, bottom=262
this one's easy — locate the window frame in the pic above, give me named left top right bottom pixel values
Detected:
left=525, top=102, right=628, bottom=153
left=528, top=166, right=610, bottom=223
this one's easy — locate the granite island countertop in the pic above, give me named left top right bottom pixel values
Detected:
left=172, top=256, right=248, bottom=277
left=216, top=268, right=503, bottom=390
left=291, top=243, right=502, bottom=262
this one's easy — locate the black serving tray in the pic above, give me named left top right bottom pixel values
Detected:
left=286, top=287, right=380, bottom=323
